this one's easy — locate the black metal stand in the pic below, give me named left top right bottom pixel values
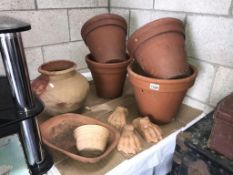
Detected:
left=0, top=77, right=44, bottom=129
left=29, top=148, right=53, bottom=175
left=0, top=16, right=54, bottom=174
left=0, top=76, right=53, bottom=174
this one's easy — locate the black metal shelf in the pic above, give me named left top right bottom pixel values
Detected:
left=0, top=77, right=44, bottom=135
left=0, top=16, right=31, bottom=33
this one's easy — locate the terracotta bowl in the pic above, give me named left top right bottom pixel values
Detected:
left=73, top=124, right=110, bottom=157
left=40, top=113, right=120, bottom=163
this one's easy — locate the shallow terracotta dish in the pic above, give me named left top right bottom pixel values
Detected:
left=40, top=113, right=120, bottom=163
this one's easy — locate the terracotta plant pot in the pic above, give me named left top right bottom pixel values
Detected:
left=31, top=60, right=90, bottom=115
left=127, top=61, right=197, bottom=124
left=74, top=124, right=110, bottom=157
left=86, top=54, right=131, bottom=99
left=128, top=17, right=189, bottom=79
left=81, top=13, right=127, bottom=63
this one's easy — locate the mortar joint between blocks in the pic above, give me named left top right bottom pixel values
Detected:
left=34, top=0, right=38, bottom=10
left=228, top=0, right=233, bottom=15
left=41, top=46, right=46, bottom=64
left=108, top=0, right=111, bottom=12
left=207, top=65, right=220, bottom=105
left=128, top=9, right=131, bottom=37
left=67, top=9, right=72, bottom=42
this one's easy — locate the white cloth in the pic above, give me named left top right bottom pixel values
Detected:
left=107, top=112, right=208, bottom=175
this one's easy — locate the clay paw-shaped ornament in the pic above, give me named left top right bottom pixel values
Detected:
left=107, top=106, right=128, bottom=129
left=133, top=117, right=162, bottom=143
left=117, top=124, right=142, bottom=155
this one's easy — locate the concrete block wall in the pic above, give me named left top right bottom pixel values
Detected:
left=0, top=0, right=108, bottom=79
left=0, top=0, right=233, bottom=109
left=110, top=0, right=233, bottom=109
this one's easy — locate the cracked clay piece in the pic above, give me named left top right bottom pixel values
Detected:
left=117, top=124, right=142, bottom=155
left=107, top=106, right=128, bottom=129
left=133, top=116, right=162, bottom=143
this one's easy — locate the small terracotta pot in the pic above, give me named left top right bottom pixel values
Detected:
left=86, top=54, right=131, bottom=99
left=31, top=60, right=89, bottom=115
left=81, top=13, right=127, bottom=63
left=128, top=17, right=189, bottom=79
left=127, top=61, right=197, bottom=124
left=74, top=124, right=110, bottom=157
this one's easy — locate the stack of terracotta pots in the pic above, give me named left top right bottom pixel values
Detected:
left=127, top=18, right=197, bottom=124
left=81, top=13, right=131, bottom=99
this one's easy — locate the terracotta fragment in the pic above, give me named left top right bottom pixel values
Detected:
left=107, top=106, right=128, bottom=129
left=117, top=124, right=142, bottom=155
left=133, top=117, right=162, bottom=143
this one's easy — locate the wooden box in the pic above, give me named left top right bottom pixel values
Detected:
left=171, top=112, right=233, bottom=175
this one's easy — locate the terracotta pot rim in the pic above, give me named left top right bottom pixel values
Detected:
left=81, top=13, right=127, bottom=30
left=74, top=124, right=109, bottom=132
left=81, top=13, right=127, bottom=41
left=39, top=60, right=77, bottom=76
left=128, top=18, right=185, bottom=57
left=129, top=17, right=183, bottom=38
left=85, top=54, right=132, bottom=68
left=127, top=61, right=197, bottom=85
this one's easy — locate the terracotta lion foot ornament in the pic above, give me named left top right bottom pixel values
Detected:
left=117, top=124, right=142, bottom=155
left=133, top=117, right=162, bottom=143
left=107, top=106, right=128, bottom=129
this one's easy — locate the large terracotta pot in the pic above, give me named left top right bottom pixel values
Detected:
left=128, top=17, right=189, bottom=79
left=127, top=61, right=197, bottom=124
left=32, top=60, right=90, bottom=115
left=81, top=13, right=127, bottom=63
left=86, top=54, right=131, bottom=99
